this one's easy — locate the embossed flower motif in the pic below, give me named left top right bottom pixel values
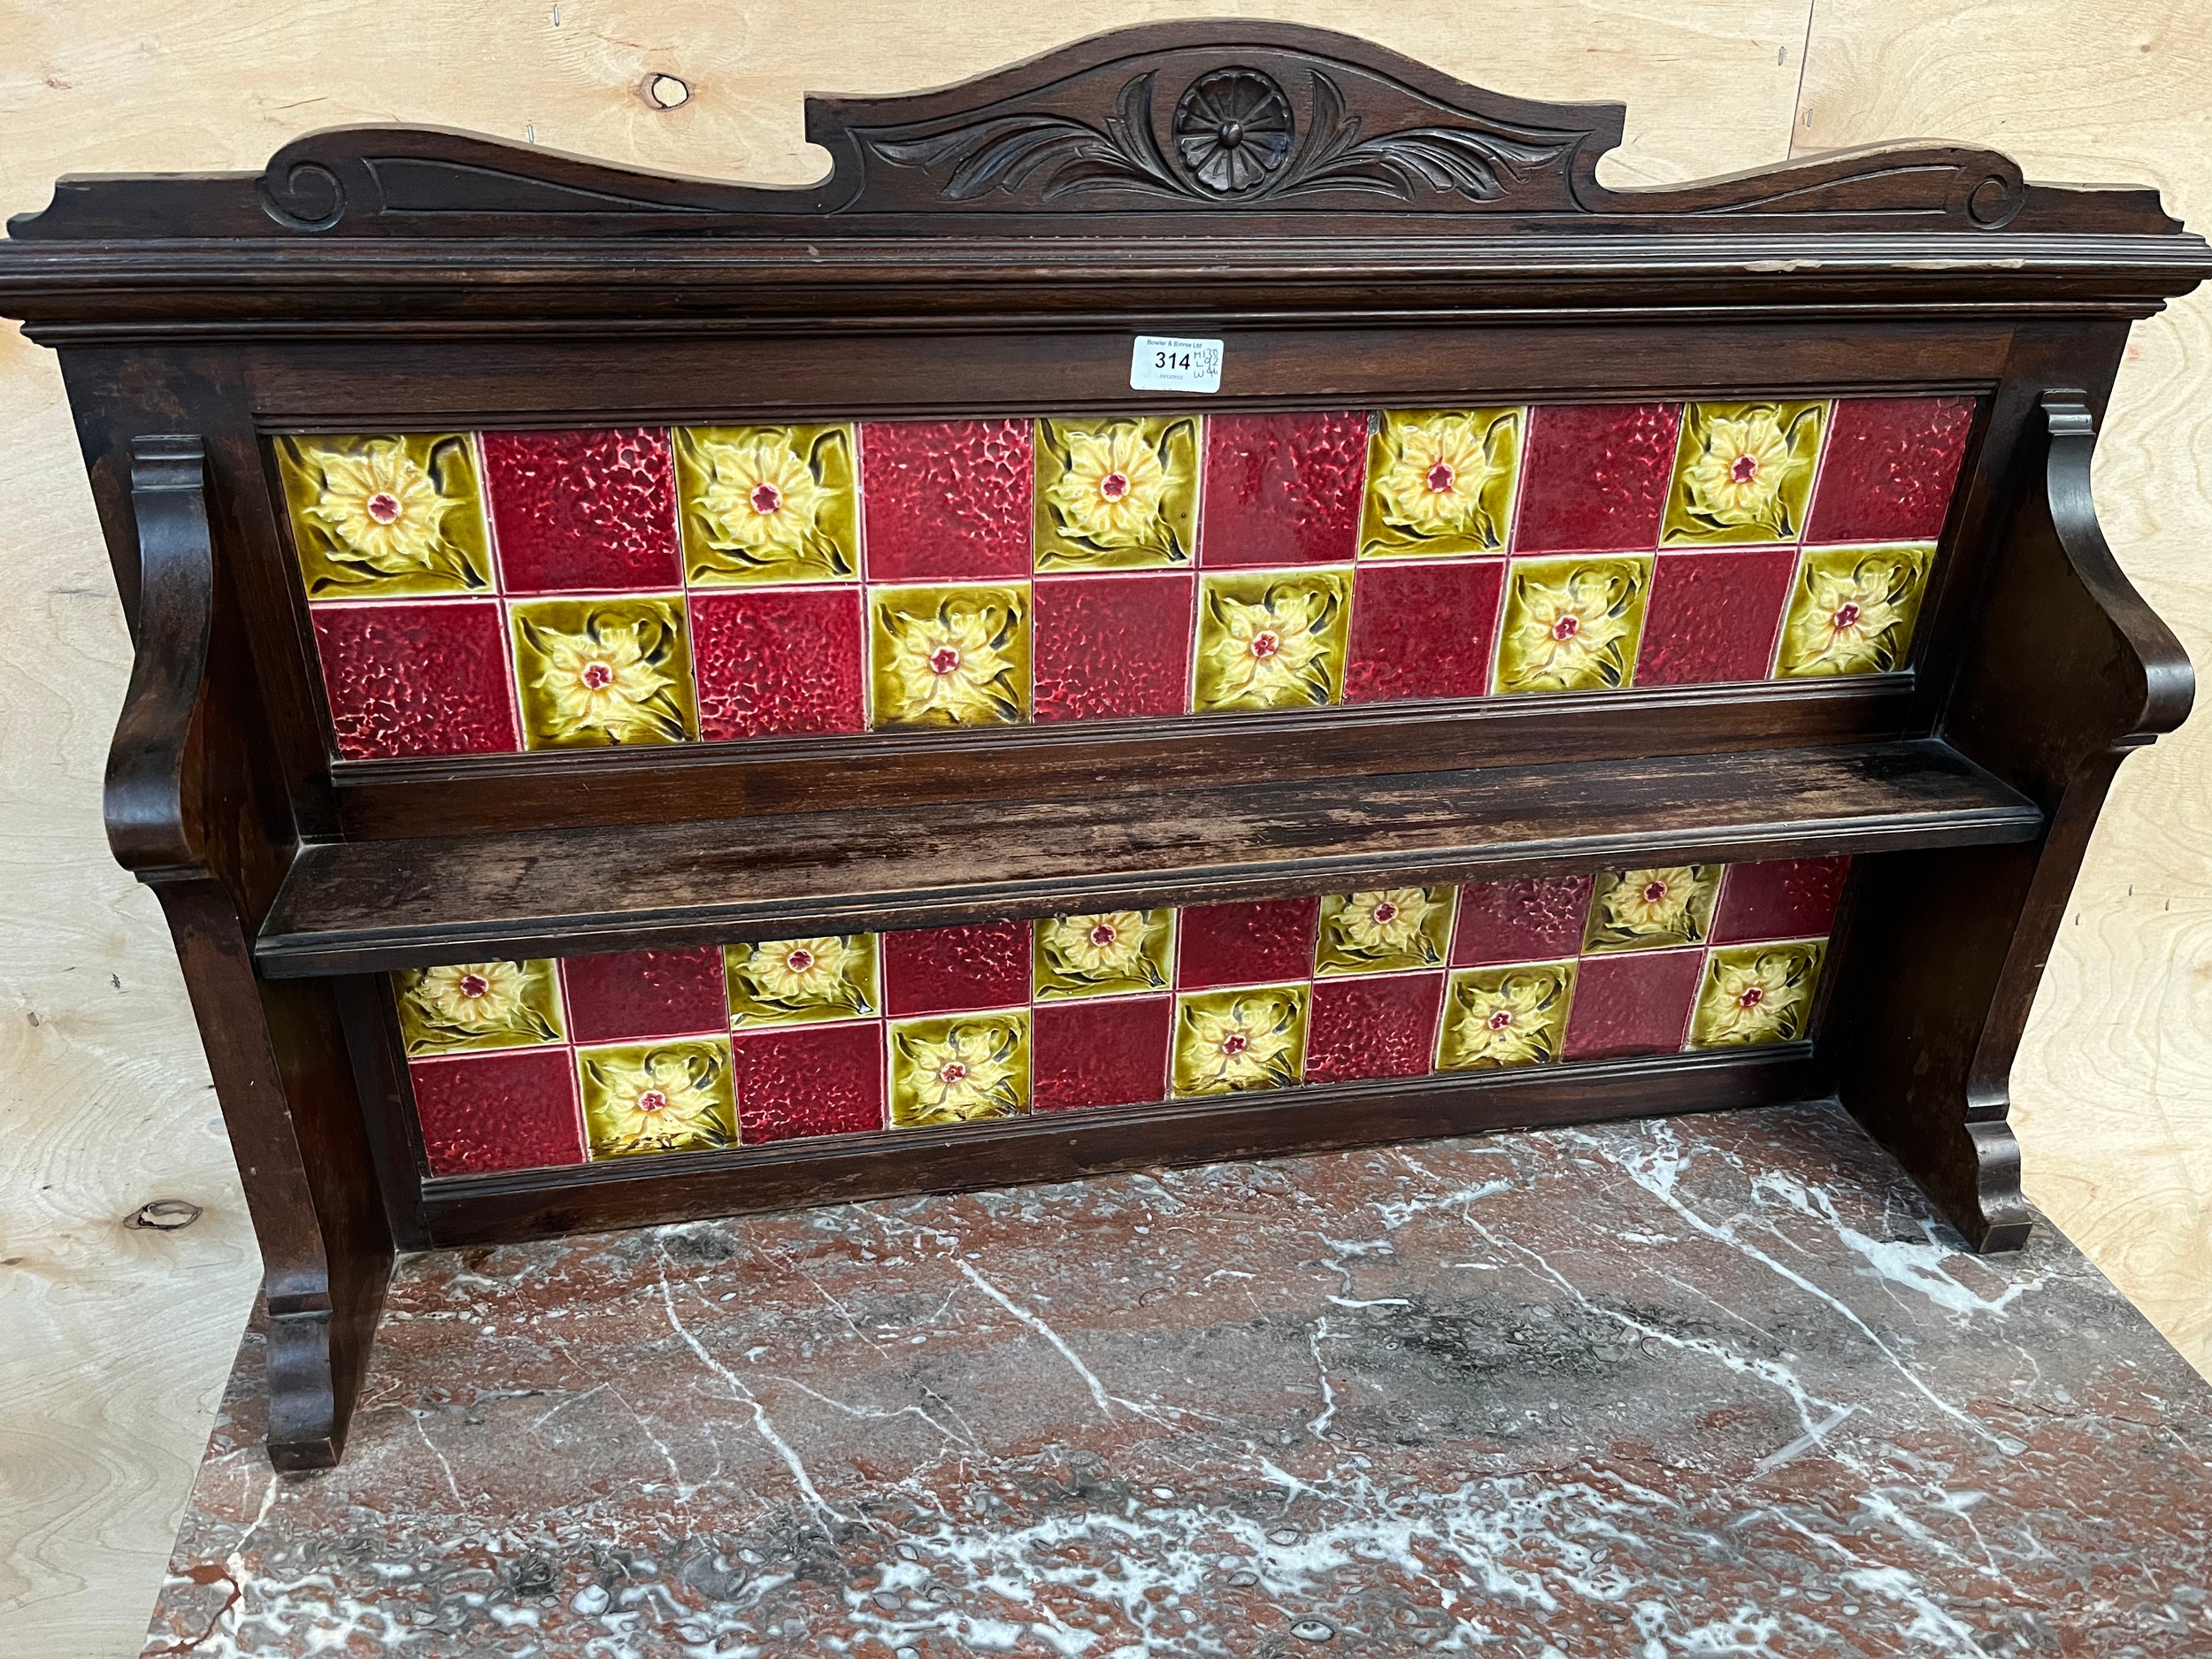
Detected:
left=725, top=933, right=877, bottom=1026
left=306, top=439, right=450, bottom=573
left=1440, top=966, right=1572, bottom=1070
left=1046, top=912, right=1153, bottom=979
left=413, top=961, right=529, bottom=1030
left=693, top=433, right=823, bottom=559
left=396, top=958, right=562, bottom=1055
left=1692, top=944, right=1823, bottom=1048
left=1585, top=865, right=1718, bottom=953
left=1178, top=994, right=1302, bottom=1094
left=1174, top=68, right=1294, bottom=195
left=1502, top=564, right=1639, bottom=691
left=588, top=1048, right=733, bottom=1155
left=1668, top=403, right=1824, bottom=542
left=1047, top=426, right=1171, bottom=549
left=1778, top=548, right=1932, bottom=677
left=897, top=1021, right=1022, bottom=1125
left=530, top=619, right=678, bottom=743
left=1338, top=890, right=1432, bottom=954
left=878, top=591, right=1025, bottom=726
left=1610, top=869, right=1699, bottom=933
left=749, top=937, right=852, bottom=1002
left=1198, top=576, right=1346, bottom=711
left=1374, top=416, right=1512, bottom=541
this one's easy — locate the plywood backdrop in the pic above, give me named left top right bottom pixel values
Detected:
left=0, top=4, right=2203, bottom=1653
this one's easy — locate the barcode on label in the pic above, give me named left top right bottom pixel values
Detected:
left=1130, top=335, right=1224, bottom=394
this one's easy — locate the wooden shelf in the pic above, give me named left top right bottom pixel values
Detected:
left=255, top=739, right=2039, bottom=977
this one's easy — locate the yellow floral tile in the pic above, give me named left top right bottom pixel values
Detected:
left=1034, top=910, right=1174, bottom=1001
left=1358, top=408, right=1522, bottom=558
left=1688, top=940, right=1827, bottom=1048
left=888, top=1010, right=1031, bottom=1127
left=1171, top=985, right=1310, bottom=1097
left=394, top=959, right=564, bottom=1056
left=277, top=434, right=492, bottom=599
left=675, top=424, right=859, bottom=586
left=724, top=934, right=879, bottom=1027
left=1662, top=401, right=1826, bottom=546
left=1435, top=961, right=1577, bottom=1071
left=1583, top=866, right=1723, bottom=955
left=1774, top=543, right=1935, bottom=677
left=1315, top=887, right=1455, bottom=977
left=869, top=583, right=1031, bottom=727
left=511, top=595, right=697, bottom=749
left=1033, top=416, right=1199, bottom=571
left=1493, top=556, right=1652, bottom=695
left=579, top=1037, right=738, bottom=1158
left=1194, top=569, right=1350, bottom=713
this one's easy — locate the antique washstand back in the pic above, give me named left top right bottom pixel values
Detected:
left=3, top=24, right=2201, bottom=1467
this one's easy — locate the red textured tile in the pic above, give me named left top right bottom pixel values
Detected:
left=410, top=1048, right=584, bottom=1176
left=311, top=601, right=518, bottom=759
left=689, top=588, right=865, bottom=741
left=732, top=1021, right=887, bottom=1144
left=882, top=923, right=1032, bottom=1017
left=1562, top=949, right=1703, bottom=1060
left=1713, top=856, right=1851, bottom=944
left=481, top=428, right=680, bottom=594
left=559, top=947, right=729, bottom=1044
left=1199, top=411, right=1369, bottom=567
left=1514, top=403, right=1682, bottom=554
left=1033, top=996, right=1172, bottom=1111
left=1033, top=572, right=1194, bottom=721
left=1807, top=396, right=1976, bottom=544
left=1635, top=549, right=1798, bottom=686
left=1306, top=973, right=1443, bottom=1083
left=1177, top=897, right=1320, bottom=990
left=1450, top=874, right=1594, bottom=967
left=1344, top=557, right=1503, bottom=703
left=860, top=419, right=1033, bottom=582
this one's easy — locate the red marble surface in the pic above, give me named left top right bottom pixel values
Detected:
left=688, top=587, right=867, bottom=741
left=558, top=948, right=730, bottom=1045
left=1198, top=411, right=1370, bottom=566
left=730, top=1022, right=887, bottom=1144
left=859, top=419, right=1033, bottom=583
left=1635, top=547, right=1799, bottom=686
left=480, top=428, right=683, bottom=594
left=408, top=1048, right=584, bottom=1175
left=1561, top=948, right=1703, bottom=1059
left=1176, top=896, right=1322, bottom=989
left=1806, top=396, right=1977, bottom=545
left=1714, top=856, right=1854, bottom=944
left=1031, top=995, right=1174, bottom=1111
left=1343, top=558, right=1504, bottom=703
left=1450, top=873, right=1595, bottom=966
left=1305, top=972, right=1444, bottom=1082
left=311, top=600, right=519, bottom=759
left=1513, top=402, right=1682, bottom=553
left=147, top=1103, right=2212, bottom=1656
left=1032, top=572, right=1194, bottom=721
left=881, top=922, right=1033, bottom=1017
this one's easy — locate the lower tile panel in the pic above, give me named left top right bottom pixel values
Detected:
left=397, top=855, right=1848, bottom=1176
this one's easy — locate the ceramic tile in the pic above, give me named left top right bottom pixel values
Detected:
left=408, top=1048, right=585, bottom=1177
left=1176, top=897, right=1320, bottom=990
left=1450, top=875, right=1595, bottom=967
left=311, top=601, right=519, bottom=759
left=1033, top=416, right=1200, bottom=571
left=1033, top=910, right=1174, bottom=1001
left=1774, top=544, right=1935, bottom=677
left=394, top=959, right=565, bottom=1057
left=883, top=922, right=1033, bottom=1018
left=277, top=434, right=493, bottom=599
left=1314, top=887, right=1455, bottom=976
left=1032, top=572, right=1194, bottom=721
left=868, top=582, right=1031, bottom=727
left=688, top=587, right=866, bottom=741
left=1561, top=949, right=1703, bottom=1061
left=1492, top=555, right=1653, bottom=694
left=724, top=935, right=879, bottom=1028
left=480, top=428, right=680, bottom=595
left=888, top=1010, right=1031, bottom=1126
left=1435, top=960, right=1577, bottom=1070
left=1662, top=401, right=1826, bottom=546
left=1689, top=940, right=1827, bottom=1048
left=1305, top=972, right=1444, bottom=1084
left=578, top=1037, right=739, bottom=1157
left=558, top=948, right=730, bottom=1045
left=1713, top=856, right=1851, bottom=945
left=1358, top=408, right=1522, bottom=557
left=509, top=595, right=697, bottom=748
left=1341, top=557, right=1503, bottom=704
left=674, top=425, right=859, bottom=586
left=1584, top=865, right=1724, bottom=955
left=1807, top=396, right=1976, bottom=545
left=1032, top=995, right=1173, bottom=1111
left=1199, top=411, right=1369, bottom=567
left=730, top=1022, right=887, bottom=1145
left=1634, top=548, right=1798, bottom=686
left=1192, top=568, right=1350, bottom=713
left=1170, top=985, right=1310, bottom=1096
left=860, top=419, right=1033, bottom=583
left=1513, top=403, right=1682, bottom=554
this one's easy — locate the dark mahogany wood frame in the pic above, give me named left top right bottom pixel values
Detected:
left=4, top=23, right=2202, bottom=1469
